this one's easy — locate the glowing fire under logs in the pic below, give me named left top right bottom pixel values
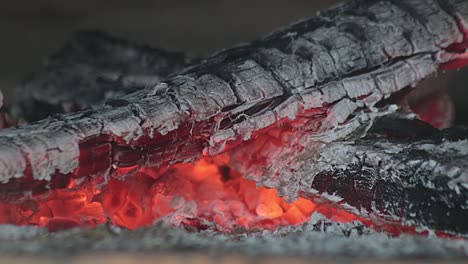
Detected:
left=0, top=102, right=373, bottom=233
left=0, top=152, right=365, bottom=232
left=0, top=92, right=366, bottom=233
left=0, top=93, right=457, bottom=233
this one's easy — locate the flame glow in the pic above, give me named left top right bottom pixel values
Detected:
left=0, top=152, right=366, bottom=232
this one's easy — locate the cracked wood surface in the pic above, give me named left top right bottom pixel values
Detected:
left=1, top=0, right=466, bottom=183
left=261, top=117, right=468, bottom=235
left=0, top=0, right=468, bottom=236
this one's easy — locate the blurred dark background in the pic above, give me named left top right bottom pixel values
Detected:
left=0, top=0, right=466, bottom=124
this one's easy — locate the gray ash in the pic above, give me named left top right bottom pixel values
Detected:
left=0, top=213, right=466, bottom=259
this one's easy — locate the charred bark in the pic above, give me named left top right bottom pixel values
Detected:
left=1, top=0, right=466, bottom=183
left=269, top=117, right=468, bottom=236
left=9, top=31, right=193, bottom=122
left=0, top=0, right=467, bottom=235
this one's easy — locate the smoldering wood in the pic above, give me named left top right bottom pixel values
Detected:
left=257, top=117, right=468, bottom=235
left=1, top=0, right=466, bottom=182
left=9, top=31, right=192, bottom=122
left=0, top=0, right=467, bottom=235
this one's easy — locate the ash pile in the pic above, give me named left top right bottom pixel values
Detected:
left=0, top=213, right=467, bottom=259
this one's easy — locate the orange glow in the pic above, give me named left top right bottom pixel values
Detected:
left=256, top=189, right=283, bottom=219
left=0, top=81, right=451, bottom=235
left=0, top=153, right=365, bottom=232
left=0, top=109, right=376, bottom=235
left=0, top=98, right=360, bottom=232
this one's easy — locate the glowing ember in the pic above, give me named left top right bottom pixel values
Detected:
left=0, top=152, right=366, bottom=232
left=0, top=100, right=369, bottom=233
left=0, top=92, right=456, bottom=234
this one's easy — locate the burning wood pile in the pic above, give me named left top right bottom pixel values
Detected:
left=0, top=0, right=467, bottom=260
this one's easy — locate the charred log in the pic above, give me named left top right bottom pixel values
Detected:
left=8, top=31, right=193, bottom=122
left=0, top=0, right=466, bottom=183
left=259, top=117, right=468, bottom=236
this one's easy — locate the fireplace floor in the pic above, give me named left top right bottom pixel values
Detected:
left=1, top=254, right=467, bottom=264
left=0, top=214, right=466, bottom=261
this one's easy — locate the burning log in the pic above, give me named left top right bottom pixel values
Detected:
left=254, top=117, right=468, bottom=235
left=0, top=0, right=467, bottom=236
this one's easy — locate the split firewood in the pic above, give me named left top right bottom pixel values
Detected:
left=0, top=0, right=467, bottom=236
